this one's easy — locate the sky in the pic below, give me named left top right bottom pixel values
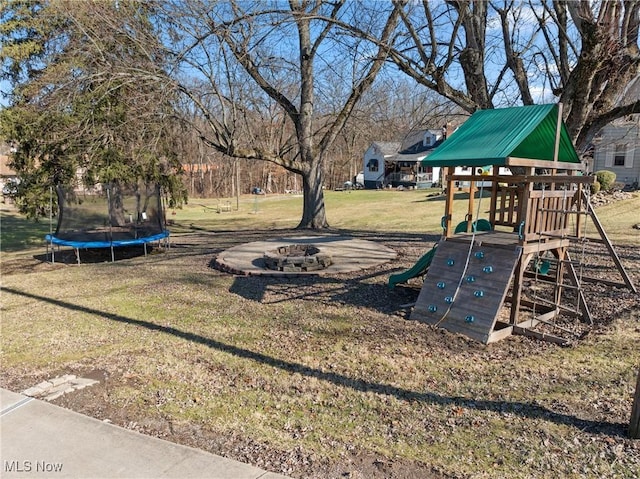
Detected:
left=0, top=79, right=9, bottom=108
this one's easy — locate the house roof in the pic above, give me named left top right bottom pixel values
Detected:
left=421, top=104, right=581, bottom=167
left=369, top=130, right=445, bottom=163
left=398, top=129, right=443, bottom=154
left=371, top=142, right=401, bottom=156
left=394, top=152, right=431, bottom=162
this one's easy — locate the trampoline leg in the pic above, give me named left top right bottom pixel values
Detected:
left=75, top=248, right=81, bottom=265
left=47, top=242, right=55, bottom=264
left=144, top=243, right=147, bottom=257
left=110, top=245, right=115, bottom=263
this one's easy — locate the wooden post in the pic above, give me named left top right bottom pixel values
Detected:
left=467, top=177, right=476, bottom=232
left=630, top=368, right=640, bottom=439
left=509, top=251, right=531, bottom=325
left=489, top=172, right=499, bottom=228
left=517, top=167, right=535, bottom=242
left=444, top=167, right=455, bottom=237
left=554, top=246, right=566, bottom=308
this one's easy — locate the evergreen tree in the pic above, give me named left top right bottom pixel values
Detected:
left=0, top=0, right=186, bottom=218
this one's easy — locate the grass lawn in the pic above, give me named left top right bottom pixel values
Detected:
left=166, top=188, right=448, bottom=233
left=1, top=189, right=639, bottom=478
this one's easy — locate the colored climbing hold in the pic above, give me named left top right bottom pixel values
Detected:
left=447, top=258, right=455, bottom=266
left=466, top=275, right=476, bottom=283
left=483, top=265, right=493, bottom=274
left=474, top=290, right=484, bottom=298
left=437, top=281, right=446, bottom=289
left=465, top=315, right=475, bottom=323
left=428, top=304, right=438, bottom=313
left=474, top=251, right=485, bottom=259
left=444, top=296, right=454, bottom=304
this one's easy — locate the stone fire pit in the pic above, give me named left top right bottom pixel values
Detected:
left=213, top=236, right=397, bottom=276
left=263, top=244, right=332, bottom=272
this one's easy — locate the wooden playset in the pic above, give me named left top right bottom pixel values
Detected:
left=406, top=104, right=636, bottom=344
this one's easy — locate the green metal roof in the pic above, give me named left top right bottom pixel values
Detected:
left=421, top=104, right=581, bottom=167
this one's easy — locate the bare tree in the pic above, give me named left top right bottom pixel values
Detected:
left=0, top=0, right=187, bottom=217
left=159, top=0, right=401, bottom=229
left=349, top=0, right=639, bottom=152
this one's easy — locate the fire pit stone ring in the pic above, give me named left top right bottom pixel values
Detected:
left=263, top=244, right=332, bottom=272
left=213, top=236, right=397, bottom=276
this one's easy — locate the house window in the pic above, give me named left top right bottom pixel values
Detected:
left=368, top=159, right=379, bottom=172
left=614, top=144, right=626, bottom=166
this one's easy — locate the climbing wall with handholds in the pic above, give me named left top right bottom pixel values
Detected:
left=411, top=238, right=522, bottom=343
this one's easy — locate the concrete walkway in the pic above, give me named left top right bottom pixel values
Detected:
left=1, top=388, right=289, bottom=479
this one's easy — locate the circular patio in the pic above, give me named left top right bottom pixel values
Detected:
left=213, top=236, right=397, bottom=276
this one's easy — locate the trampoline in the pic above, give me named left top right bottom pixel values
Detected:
left=46, top=182, right=170, bottom=264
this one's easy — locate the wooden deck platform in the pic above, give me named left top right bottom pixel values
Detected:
left=448, top=230, right=570, bottom=254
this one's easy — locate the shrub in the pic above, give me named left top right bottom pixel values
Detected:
left=595, top=170, right=616, bottom=191
left=590, top=180, right=601, bottom=194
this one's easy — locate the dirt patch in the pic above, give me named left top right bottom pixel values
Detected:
left=1, top=257, right=66, bottom=275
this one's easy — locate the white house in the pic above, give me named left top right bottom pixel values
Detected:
left=590, top=75, right=640, bottom=189
left=363, top=125, right=512, bottom=190
left=362, top=129, right=445, bottom=189
left=591, top=117, right=640, bottom=189
left=0, top=143, right=19, bottom=199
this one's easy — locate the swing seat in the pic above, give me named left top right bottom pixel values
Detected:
left=533, top=257, right=552, bottom=275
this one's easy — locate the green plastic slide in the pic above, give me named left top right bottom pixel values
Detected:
left=388, top=244, right=438, bottom=289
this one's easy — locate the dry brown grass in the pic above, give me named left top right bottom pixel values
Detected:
left=1, top=192, right=640, bottom=478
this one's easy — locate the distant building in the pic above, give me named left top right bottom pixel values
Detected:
left=362, top=123, right=514, bottom=190
left=589, top=75, right=640, bottom=189
left=591, top=117, right=640, bottom=189
left=0, top=143, right=18, bottom=198
left=362, top=128, right=448, bottom=189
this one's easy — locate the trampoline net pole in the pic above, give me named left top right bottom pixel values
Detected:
left=107, top=184, right=114, bottom=262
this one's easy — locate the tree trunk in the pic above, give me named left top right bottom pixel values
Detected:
left=297, top=158, right=328, bottom=229
left=108, top=182, right=126, bottom=227
left=455, top=1, right=491, bottom=110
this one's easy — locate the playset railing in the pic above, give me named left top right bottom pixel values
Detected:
left=444, top=171, right=594, bottom=243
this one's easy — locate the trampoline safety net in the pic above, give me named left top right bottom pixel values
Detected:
left=54, top=182, right=166, bottom=243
